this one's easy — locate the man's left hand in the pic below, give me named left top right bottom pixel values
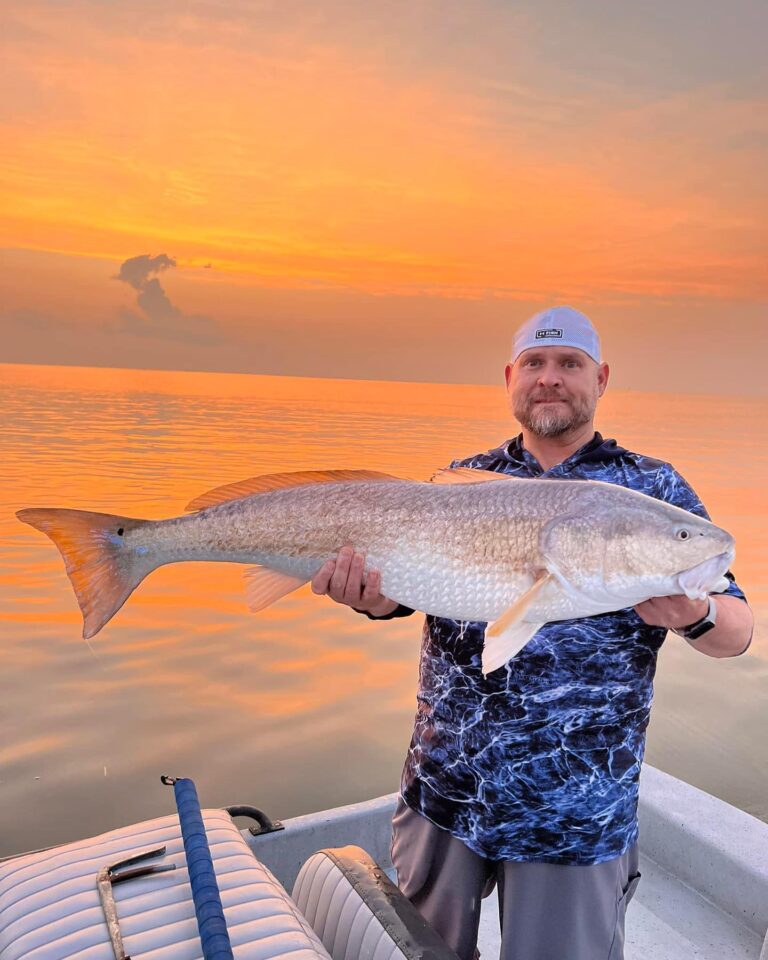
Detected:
left=635, top=593, right=753, bottom=658
left=633, top=595, right=708, bottom=629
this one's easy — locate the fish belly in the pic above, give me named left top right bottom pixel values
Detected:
left=374, top=553, right=536, bottom=623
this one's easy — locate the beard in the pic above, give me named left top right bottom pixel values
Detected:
left=513, top=389, right=598, bottom=438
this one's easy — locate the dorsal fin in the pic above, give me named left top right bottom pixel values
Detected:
left=185, top=469, right=403, bottom=512
left=430, top=467, right=516, bottom=485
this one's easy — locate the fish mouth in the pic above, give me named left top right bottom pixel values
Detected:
left=677, top=550, right=734, bottom=599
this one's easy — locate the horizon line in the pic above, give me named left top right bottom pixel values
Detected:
left=0, top=359, right=764, bottom=402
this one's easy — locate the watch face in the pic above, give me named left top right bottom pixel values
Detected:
left=682, top=596, right=717, bottom=640
left=685, top=617, right=716, bottom=640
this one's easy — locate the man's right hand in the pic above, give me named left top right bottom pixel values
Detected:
left=311, top=545, right=399, bottom=617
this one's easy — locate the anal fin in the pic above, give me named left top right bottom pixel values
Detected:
left=244, top=566, right=308, bottom=613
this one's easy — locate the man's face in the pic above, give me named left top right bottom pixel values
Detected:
left=505, top=347, right=609, bottom=438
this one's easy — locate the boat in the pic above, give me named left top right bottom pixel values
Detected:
left=1, top=764, right=766, bottom=959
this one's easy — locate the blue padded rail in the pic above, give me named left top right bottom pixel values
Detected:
left=168, top=777, right=234, bottom=960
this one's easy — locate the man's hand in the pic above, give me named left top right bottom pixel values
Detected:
left=311, top=545, right=399, bottom=617
left=633, top=595, right=708, bottom=629
left=634, top=593, right=753, bottom=658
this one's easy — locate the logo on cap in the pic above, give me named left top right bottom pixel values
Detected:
left=535, top=328, right=563, bottom=340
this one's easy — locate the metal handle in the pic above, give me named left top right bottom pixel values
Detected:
left=225, top=804, right=284, bottom=836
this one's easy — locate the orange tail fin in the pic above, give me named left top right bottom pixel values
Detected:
left=16, top=508, right=156, bottom=639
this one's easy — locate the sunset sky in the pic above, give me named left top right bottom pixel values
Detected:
left=1, top=0, right=766, bottom=393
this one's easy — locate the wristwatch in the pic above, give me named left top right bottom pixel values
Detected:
left=672, top=595, right=717, bottom=640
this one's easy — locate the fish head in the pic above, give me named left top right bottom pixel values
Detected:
left=599, top=498, right=735, bottom=602
left=541, top=489, right=735, bottom=608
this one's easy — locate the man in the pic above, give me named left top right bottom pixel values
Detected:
left=311, top=306, right=753, bottom=960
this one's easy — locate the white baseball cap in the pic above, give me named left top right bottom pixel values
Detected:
left=512, top=306, right=601, bottom=364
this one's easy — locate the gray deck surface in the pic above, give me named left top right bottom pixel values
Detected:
left=258, top=771, right=768, bottom=960
left=386, top=852, right=763, bottom=959
left=473, top=853, right=763, bottom=959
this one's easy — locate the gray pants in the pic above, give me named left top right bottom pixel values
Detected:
left=391, top=797, right=641, bottom=960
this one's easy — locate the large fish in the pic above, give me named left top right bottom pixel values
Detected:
left=16, top=467, right=735, bottom=674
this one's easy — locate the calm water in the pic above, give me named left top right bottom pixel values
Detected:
left=1, top=363, right=766, bottom=859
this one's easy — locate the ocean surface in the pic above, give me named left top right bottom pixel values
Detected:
left=1, top=362, right=766, bottom=859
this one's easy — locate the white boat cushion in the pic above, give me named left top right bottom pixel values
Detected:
left=292, top=847, right=458, bottom=960
left=0, top=809, right=332, bottom=960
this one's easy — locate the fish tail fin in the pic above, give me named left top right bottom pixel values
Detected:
left=16, top=507, right=156, bottom=639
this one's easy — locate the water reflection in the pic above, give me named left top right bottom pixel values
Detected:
left=0, top=362, right=765, bottom=858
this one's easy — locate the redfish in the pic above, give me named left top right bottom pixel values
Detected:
left=16, top=467, right=735, bottom=674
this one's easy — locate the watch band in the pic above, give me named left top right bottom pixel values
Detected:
left=673, top=595, right=717, bottom=640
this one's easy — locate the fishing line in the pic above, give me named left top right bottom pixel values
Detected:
left=83, top=634, right=109, bottom=672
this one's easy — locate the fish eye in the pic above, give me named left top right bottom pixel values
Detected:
left=675, top=528, right=690, bottom=541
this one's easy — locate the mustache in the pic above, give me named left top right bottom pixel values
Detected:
left=530, top=393, right=569, bottom=403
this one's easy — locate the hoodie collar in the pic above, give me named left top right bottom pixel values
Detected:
left=489, top=432, right=627, bottom=471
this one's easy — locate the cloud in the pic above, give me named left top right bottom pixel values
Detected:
left=137, top=277, right=181, bottom=323
left=113, top=253, right=177, bottom=291
left=113, top=253, right=219, bottom=344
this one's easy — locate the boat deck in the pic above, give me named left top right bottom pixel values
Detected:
left=383, top=850, right=763, bottom=957
left=251, top=765, right=768, bottom=960
left=473, top=852, right=763, bottom=959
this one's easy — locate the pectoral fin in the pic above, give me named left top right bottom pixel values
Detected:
left=481, top=574, right=553, bottom=675
left=244, top=566, right=308, bottom=612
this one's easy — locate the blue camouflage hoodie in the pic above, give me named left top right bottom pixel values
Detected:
left=389, top=432, right=747, bottom=864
